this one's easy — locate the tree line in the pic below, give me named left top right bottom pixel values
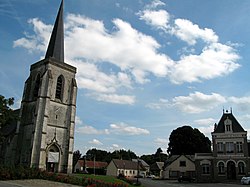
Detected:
left=73, top=147, right=168, bottom=167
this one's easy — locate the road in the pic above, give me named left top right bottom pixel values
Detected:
left=0, top=179, right=243, bottom=187
left=0, top=179, right=80, bottom=187
left=140, top=178, right=243, bottom=187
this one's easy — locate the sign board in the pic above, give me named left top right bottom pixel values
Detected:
left=48, top=152, right=59, bottom=163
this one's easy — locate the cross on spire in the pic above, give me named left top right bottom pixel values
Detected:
left=45, top=0, right=64, bottom=62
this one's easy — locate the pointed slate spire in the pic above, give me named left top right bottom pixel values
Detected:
left=45, top=0, right=64, bottom=62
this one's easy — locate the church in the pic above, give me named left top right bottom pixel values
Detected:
left=0, top=0, right=77, bottom=174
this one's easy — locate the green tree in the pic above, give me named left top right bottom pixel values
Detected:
left=0, top=95, right=17, bottom=143
left=86, top=148, right=112, bottom=162
left=111, top=149, right=137, bottom=160
left=140, top=148, right=168, bottom=165
left=167, top=126, right=211, bottom=156
left=0, top=95, right=15, bottom=128
left=73, top=150, right=82, bottom=172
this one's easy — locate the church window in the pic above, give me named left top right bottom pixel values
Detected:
left=236, top=142, right=243, bottom=153
left=218, top=162, right=225, bottom=174
left=226, top=142, right=234, bottom=153
left=55, top=75, right=64, bottom=100
left=33, top=74, right=41, bottom=98
left=238, top=162, right=245, bottom=174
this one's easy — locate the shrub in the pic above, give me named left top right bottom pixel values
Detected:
left=0, top=166, right=132, bottom=187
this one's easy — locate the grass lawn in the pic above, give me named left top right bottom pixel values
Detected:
left=73, top=174, right=138, bottom=187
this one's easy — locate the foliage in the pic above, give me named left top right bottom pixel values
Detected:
left=167, top=126, right=211, bottom=155
left=85, top=148, right=137, bottom=163
left=140, top=148, right=168, bottom=166
left=111, top=149, right=137, bottom=161
left=0, top=95, right=18, bottom=143
left=0, top=95, right=16, bottom=127
left=73, top=150, right=82, bottom=172
left=0, top=166, right=135, bottom=187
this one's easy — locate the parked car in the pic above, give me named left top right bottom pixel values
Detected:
left=147, top=175, right=156, bottom=179
left=241, top=175, right=250, bottom=184
left=178, top=175, right=195, bottom=182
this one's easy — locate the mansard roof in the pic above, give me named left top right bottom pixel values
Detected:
left=213, top=111, right=246, bottom=133
left=45, top=0, right=64, bottom=62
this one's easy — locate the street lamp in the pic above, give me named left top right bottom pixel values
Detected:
left=137, top=159, right=141, bottom=185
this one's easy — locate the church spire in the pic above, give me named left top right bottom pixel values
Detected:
left=45, top=0, right=64, bottom=62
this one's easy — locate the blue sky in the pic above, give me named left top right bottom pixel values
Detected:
left=1, top=0, right=250, bottom=156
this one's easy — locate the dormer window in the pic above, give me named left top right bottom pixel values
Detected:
left=224, top=118, right=232, bottom=133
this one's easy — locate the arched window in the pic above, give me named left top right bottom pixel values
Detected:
left=33, top=74, right=41, bottom=98
left=55, top=75, right=64, bottom=100
left=238, top=162, right=245, bottom=174
left=218, top=162, right=224, bottom=174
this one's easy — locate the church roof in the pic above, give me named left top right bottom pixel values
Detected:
left=45, top=0, right=64, bottom=62
left=213, top=111, right=245, bottom=133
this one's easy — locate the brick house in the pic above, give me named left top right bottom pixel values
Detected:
left=75, top=160, right=108, bottom=175
left=195, top=110, right=250, bottom=182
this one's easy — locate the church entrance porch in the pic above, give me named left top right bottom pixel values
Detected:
left=227, top=161, right=236, bottom=180
left=46, top=144, right=60, bottom=172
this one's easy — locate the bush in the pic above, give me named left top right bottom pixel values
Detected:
left=0, top=166, right=131, bottom=187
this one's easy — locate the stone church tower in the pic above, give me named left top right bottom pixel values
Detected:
left=16, top=0, right=77, bottom=173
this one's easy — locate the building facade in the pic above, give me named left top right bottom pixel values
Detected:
left=195, top=110, right=249, bottom=182
left=106, top=159, right=145, bottom=177
left=163, top=155, right=195, bottom=179
left=0, top=0, right=77, bottom=174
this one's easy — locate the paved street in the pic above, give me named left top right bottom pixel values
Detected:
left=0, top=179, right=244, bottom=187
left=0, top=179, right=81, bottom=187
left=140, top=178, right=243, bottom=187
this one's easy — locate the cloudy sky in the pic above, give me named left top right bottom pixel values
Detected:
left=1, top=0, right=250, bottom=156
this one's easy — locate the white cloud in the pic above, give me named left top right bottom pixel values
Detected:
left=228, top=96, right=250, bottom=112
left=76, top=125, right=109, bottom=135
left=14, top=18, right=52, bottom=53
left=89, top=139, right=103, bottom=145
left=88, top=93, right=136, bottom=105
left=154, top=138, right=168, bottom=145
left=170, top=43, right=240, bottom=84
left=14, top=9, right=240, bottom=95
left=108, top=144, right=122, bottom=151
left=110, top=123, right=150, bottom=135
left=145, top=0, right=165, bottom=9
left=172, top=92, right=226, bottom=113
left=197, top=125, right=214, bottom=138
left=65, top=14, right=173, bottom=79
left=76, top=122, right=150, bottom=136
left=75, top=116, right=83, bottom=126
left=138, top=2, right=240, bottom=84
left=138, top=9, right=170, bottom=29
left=194, top=118, right=216, bottom=126
left=146, top=98, right=169, bottom=110
left=173, top=19, right=218, bottom=45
